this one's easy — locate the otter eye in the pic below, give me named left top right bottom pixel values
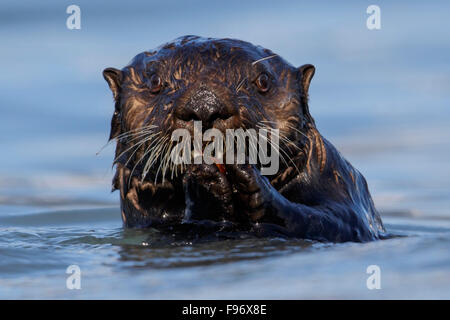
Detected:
left=148, top=73, right=162, bottom=93
left=255, top=73, right=270, bottom=93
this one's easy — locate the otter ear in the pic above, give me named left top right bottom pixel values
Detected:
left=103, top=67, right=122, bottom=101
left=298, top=64, right=315, bottom=97
left=298, top=64, right=316, bottom=125
left=103, top=68, right=122, bottom=141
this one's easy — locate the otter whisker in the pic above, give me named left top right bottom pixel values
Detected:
left=127, top=133, right=164, bottom=187
left=260, top=120, right=310, bottom=140
left=256, top=132, right=289, bottom=169
left=154, top=137, right=172, bottom=183
left=256, top=123, right=302, bottom=152
left=280, top=123, right=314, bottom=155
left=154, top=137, right=170, bottom=183
left=257, top=122, right=297, bottom=154
left=258, top=120, right=313, bottom=159
left=162, top=140, right=174, bottom=183
left=117, top=128, right=159, bottom=150
left=123, top=132, right=161, bottom=168
left=257, top=126, right=301, bottom=175
left=258, top=121, right=306, bottom=176
left=251, top=54, right=278, bottom=66
left=126, top=135, right=163, bottom=187
left=114, top=124, right=157, bottom=140
left=140, top=137, right=164, bottom=181
left=110, top=127, right=157, bottom=159
left=236, top=78, right=247, bottom=93
left=96, top=125, right=157, bottom=155
left=260, top=135, right=289, bottom=168
left=141, top=135, right=169, bottom=183
left=179, top=137, right=190, bottom=175
left=113, top=130, right=158, bottom=165
left=279, top=135, right=302, bottom=151
left=170, top=139, right=184, bottom=180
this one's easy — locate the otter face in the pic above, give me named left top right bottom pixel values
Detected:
left=103, top=35, right=315, bottom=195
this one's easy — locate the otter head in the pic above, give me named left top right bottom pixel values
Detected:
left=102, top=35, right=315, bottom=227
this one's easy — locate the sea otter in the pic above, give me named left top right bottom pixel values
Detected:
left=102, top=35, right=386, bottom=242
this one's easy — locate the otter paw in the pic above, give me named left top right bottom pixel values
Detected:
left=225, top=163, right=272, bottom=221
left=182, top=164, right=234, bottom=221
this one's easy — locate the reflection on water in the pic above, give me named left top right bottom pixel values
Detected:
left=1, top=208, right=450, bottom=299
left=116, top=235, right=315, bottom=269
left=0, top=0, right=449, bottom=299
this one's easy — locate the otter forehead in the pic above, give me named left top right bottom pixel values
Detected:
left=126, top=36, right=293, bottom=78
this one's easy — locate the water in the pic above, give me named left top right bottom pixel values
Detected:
left=0, top=0, right=449, bottom=299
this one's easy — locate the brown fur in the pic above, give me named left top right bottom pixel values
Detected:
left=102, top=36, right=386, bottom=242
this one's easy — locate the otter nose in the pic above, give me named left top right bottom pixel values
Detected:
left=176, top=88, right=233, bottom=125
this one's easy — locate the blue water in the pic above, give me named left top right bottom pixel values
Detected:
left=0, top=0, right=449, bottom=299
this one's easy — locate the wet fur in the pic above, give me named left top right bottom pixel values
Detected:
left=103, top=35, right=386, bottom=242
